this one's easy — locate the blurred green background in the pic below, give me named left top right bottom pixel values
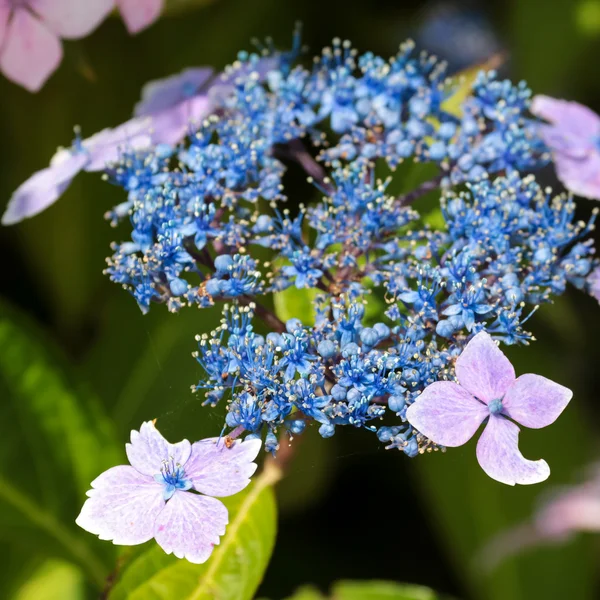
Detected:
left=2, top=0, right=600, bottom=598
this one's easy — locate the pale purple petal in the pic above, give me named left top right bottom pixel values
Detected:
left=185, top=437, right=261, bottom=497
left=537, top=124, right=590, bottom=160
left=455, top=331, right=515, bottom=403
left=531, top=95, right=600, bottom=140
left=76, top=465, right=164, bottom=544
left=31, top=0, right=113, bottom=39
left=0, top=8, right=62, bottom=92
left=84, top=119, right=153, bottom=171
left=502, top=373, right=572, bottom=429
left=588, top=267, right=600, bottom=303
left=476, top=416, right=550, bottom=485
left=406, top=381, right=488, bottom=447
left=117, top=0, right=163, bottom=34
left=551, top=150, right=600, bottom=200
left=126, top=421, right=192, bottom=477
left=2, top=152, right=88, bottom=225
left=0, top=5, right=9, bottom=48
left=148, top=95, right=214, bottom=146
left=154, top=491, right=228, bottom=564
left=134, top=68, right=214, bottom=117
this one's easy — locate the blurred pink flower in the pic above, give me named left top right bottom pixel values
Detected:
left=0, top=0, right=164, bottom=92
left=480, top=463, right=600, bottom=570
left=117, top=0, right=163, bottom=34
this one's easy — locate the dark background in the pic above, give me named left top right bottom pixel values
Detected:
left=2, top=1, right=600, bottom=598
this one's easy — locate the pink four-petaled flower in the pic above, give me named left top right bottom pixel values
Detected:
left=76, top=421, right=261, bottom=563
left=406, top=331, right=572, bottom=485
left=0, top=0, right=164, bottom=92
left=531, top=95, right=600, bottom=200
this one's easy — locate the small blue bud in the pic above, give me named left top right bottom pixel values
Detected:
left=205, top=278, right=222, bottom=296
left=341, top=342, right=360, bottom=357
left=403, top=438, right=419, bottom=458
left=346, top=387, right=361, bottom=403
left=265, top=431, right=279, bottom=453
left=317, top=340, right=337, bottom=358
left=331, top=384, right=347, bottom=401
left=319, top=423, right=335, bottom=438
left=214, top=254, right=234, bottom=274
left=359, top=327, right=379, bottom=347
left=373, top=322, right=390, bottom=339
left=169, top=277, right=188, bottom=296
left=286, top=318, right=303, bottom=333
left=289, top=419, right=306, bottom=435
left=436, top=318, right=456, bottom=338
left=388, top=395, right=406, bottom=413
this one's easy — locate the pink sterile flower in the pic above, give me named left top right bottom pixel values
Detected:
left=531, top=95, right=600, bottom=200
left=117, top=0, right=163, bottom=34
left=0, top=0, right=114, bottom=91
left=76, top=421, right=261, bottom=563
left=406, top=331, right=572, bottom=486
left=2, top=66, right=215, bottom=225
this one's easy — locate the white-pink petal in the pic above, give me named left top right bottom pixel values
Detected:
left=126, top=421, right=192, bottom=477
left=406, top=381, right=488, bottom=447
left=76, top=465, right=165, bottom=544
left=31, top=0, right=113, bottom=39
left=502, top=373, right=572, bottom=429
left=0, top=5, right=9, bottom=48
left=455, top=331, right=515, bottom=404
left=117, top=0, right=163, bottom=34
left=154, top=491, right=228, bottom=564
left=0, top=8, right=62, bottom=92
left=476, top=415, right=550, bottom=486
left=185, top=437, right=261, bottom=497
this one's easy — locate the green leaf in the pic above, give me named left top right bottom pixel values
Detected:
left=284, top=581, right=439, bottom=600
left=109, top=464, right=280, bottom=600
left=332, top=581, right=439, bottom=600
left=12, top=560, right=85, bottom=600
left=274, top=287, right=320, bottom=326
left=0, top=300, right=121, bottom=587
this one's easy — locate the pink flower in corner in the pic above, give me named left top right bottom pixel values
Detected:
left=531, top=95, right=600, bottom=200
left=406, top=331, right=572, bottom=486
left=117, top=0, right=164, bottom=35
left=76, top=421, right=261, bottom=563
left=0, top=0, right=113, bottom=91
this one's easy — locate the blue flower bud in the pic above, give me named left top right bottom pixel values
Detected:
left=205, top=278, right=222, bottom=296
left=169, top=277, right=188, bottom=296
left=265, top=431, right=279, bottom=453
left=341, top=342, right=360, bottom=357
left=331, top=384, right=347, bottom=401
left=388, top=395, right=406, bottom=413
left=436, top=318, right=456, bottom=338
left=214, top=254, right=234, bottom=274
left=346, top=387, right=361, bottom=403
left=359, top=327, right=379, bottom=347
left=317, top=340, right=337, bottom=358
left=289, top=419, right=306, bottom=435
left=403, top=438, right=419, bottom=458
left=319, top=423, right=335, bottom=438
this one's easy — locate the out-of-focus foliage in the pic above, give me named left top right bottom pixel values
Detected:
left=281, top=581, right=441, bottom=599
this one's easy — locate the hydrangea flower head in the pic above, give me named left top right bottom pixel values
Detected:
left=406, top=332, right=572, bottom=485
left=531, top=95, right=600, bottom=199
left=76, top=420, right=261, bottom=563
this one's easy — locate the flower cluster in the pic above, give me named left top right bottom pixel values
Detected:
left=93, top=36, right=599, bottom=471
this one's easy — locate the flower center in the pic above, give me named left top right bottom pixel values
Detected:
left=154, top=456, right=192, bottom=500
left=488, top=398, right=503, bottom=415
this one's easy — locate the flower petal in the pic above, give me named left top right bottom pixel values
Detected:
left=476, top=416, right=550, bottom=486
left=126, top=421, right=192, bottom=477
left=117, top=0, right=163, bottom=34
left=2, top=152, right=88, bottom=225
left=186, top=437, right=261, bottom=497
left=502, top=373, right=572, bottom=429
left=76, top=465, right=164, bottom=544
left=406, top=381, right=488, bottom=447
left=148, top=95, right=214, bottom=146
left=31, top=0, right=113, bottom=38
left=84, top=118, right=153, bottom=171
left=531, top=95, right=600, bottom=140
left=550, top=150, right=600, bottom=201
left=455, top=331, right=515, bottom=403
left=0, top=8, right=62, bottom=92
left=154, top=491, right=228, bottom=564
left=0, top=5, right=9, bottom=48
left=134, top=67, right=214, bottom=117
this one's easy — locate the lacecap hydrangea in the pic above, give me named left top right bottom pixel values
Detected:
left=99, top=34, right=598, bottom=466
